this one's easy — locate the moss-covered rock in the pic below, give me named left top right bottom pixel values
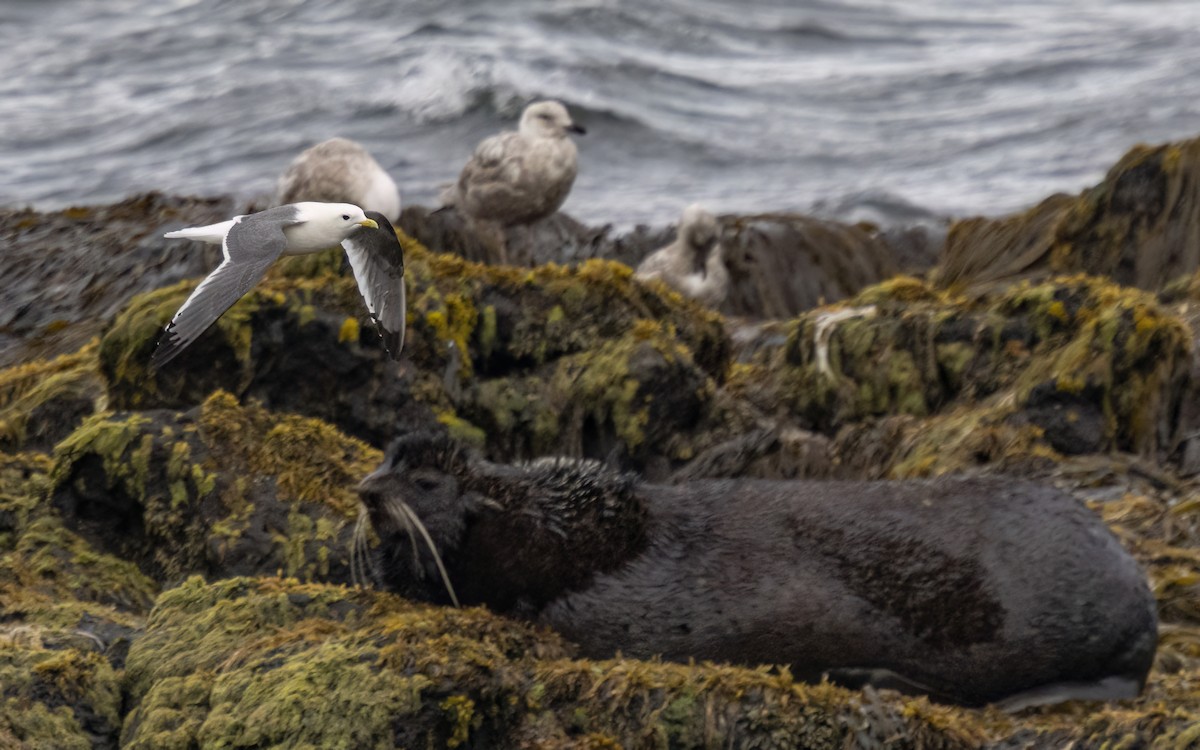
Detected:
left=731, top=274, right=1190, bottom=465
left=47, top=391, right=380, bottom=585
left=1, top=450, right=147, bottom=750
left=100, top=237, right=731, bottom=471
left=0, top=340, right=105, bottom=453
left=1, top=450, right=156, bottom=618
left=936, top=135, right=1200, bottom=291
left=119, top=574, right=1200, bottom=749
left=1, top=631, right=123, bottom=750
left=121, top=575, right=993, bottom=750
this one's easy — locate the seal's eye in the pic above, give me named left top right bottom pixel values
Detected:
left=414, top=476, right=440, bottom=492
left=342, top=214, right=350, bottom=221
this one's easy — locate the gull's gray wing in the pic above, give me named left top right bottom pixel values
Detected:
left=341, top=211, right=406, bottom=359
left=151, top=213, right=295, bottom=368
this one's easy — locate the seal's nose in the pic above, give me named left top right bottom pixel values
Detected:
left=359, top=450, right=396, bottom=490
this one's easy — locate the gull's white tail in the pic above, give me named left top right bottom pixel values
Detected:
left=163, top=219, right=237, bottom=244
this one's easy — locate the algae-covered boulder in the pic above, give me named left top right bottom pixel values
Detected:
left=47, top=391, right=379, bottom=585
left=1, top=451, right=149, bottom=750
left=100, top=237, right=732, bottom=471
left=0, top=340, right=105, bottom=453
left=1, top=451, right=156, bottom=617
left=1, top=631, right=124, bottom=750
left=937, top=135, right=1200, bottom=291
left=97, top=270, right=432, bottom=447
left=121, top=575, right=992, bottom=750
left=729, top=275, right=1190, bottom=471
left=120, top=575, right=1200, bottom=749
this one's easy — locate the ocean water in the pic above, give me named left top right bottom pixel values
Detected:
left=2, top=0, right=1199, bottom=228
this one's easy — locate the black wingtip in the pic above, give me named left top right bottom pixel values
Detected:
left=149, top=325, right=185, bottom=370
left=384, top=329, right=404, bottom=361
left=369, top=315, right=405, bottom=361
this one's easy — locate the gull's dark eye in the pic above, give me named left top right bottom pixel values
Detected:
left=342, top=214, right=350, bottom=220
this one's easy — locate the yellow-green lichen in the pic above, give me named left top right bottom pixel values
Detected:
left=121, top=576, right=999, bottom=750
left=0, top=340, right=104, bottom=450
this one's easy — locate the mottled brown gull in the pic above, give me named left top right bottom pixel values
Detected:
left=440, top=100, right=585, bottom=228
left=635, top=204, right=730, bottom=307
left=276, top=138, right=402, bottom=222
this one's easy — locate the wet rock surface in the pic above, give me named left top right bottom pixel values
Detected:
left=2, top=135, right=1200, bottom=748
left=0, top=193, right=235, bottom=369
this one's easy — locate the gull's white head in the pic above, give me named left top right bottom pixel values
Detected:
left=294, top=202, right=378, bottom=231
left=519, top=100, right=587, bottom=140
left=287, top=202, right=379, bottom=250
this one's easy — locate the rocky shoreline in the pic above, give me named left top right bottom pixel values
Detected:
left=3, top=135, right=1200, bottom=748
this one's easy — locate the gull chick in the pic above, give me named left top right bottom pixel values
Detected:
left=154, top=202, right=406, bottom=367
left=441, top=100, right=585, bottom=227
left=276, top=137, right=402, bottom=222
left=635, top=204, right=729, bottom=307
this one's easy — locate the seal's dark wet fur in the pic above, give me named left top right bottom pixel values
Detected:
left=359, top=432, right=646, bottom=614
left=358, top=431, right=1158, bottom=708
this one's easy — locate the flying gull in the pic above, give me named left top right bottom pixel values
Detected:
left=635, top=204, right=730, bottom=307
left=276, top=137, right=402, bottom=222
left=440, top=100, right=585, bottom=227
left=153, top=202, right=406, bottom=367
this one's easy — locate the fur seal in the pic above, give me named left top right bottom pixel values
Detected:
left=356, top=432, right=1158, bottom=710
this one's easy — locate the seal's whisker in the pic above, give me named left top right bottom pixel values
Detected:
left=396, top=500, right=461, bottom=608
left=350, top=509, right=362, bottom=587
left=386, top=497, right=421, bottom=570
left=350, top=506, right=370, bottom=588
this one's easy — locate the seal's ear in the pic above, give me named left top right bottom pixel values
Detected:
left=462, top=491, right=503, bottom=515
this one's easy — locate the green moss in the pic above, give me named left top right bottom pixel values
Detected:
left=434, top=410, right=487, bottom=448
left=754, top=274, right=1189, bottom=458
left=198, top=391, right=380, bottom=518
left=462, top=320, right=713, bottom=460
left=478, top=304, right=498, bottom=359
left=0, top=341, right=104, bottom=451
left=45, top=390, right=380, bottom=585
left=4, top=515, right=158, bottom=614
left=881, top=407, right=1060, bottom=479
left=0, top=637, right=123, bottom=749
left=122, top=576, right=992, bottom=750
left=50, top=412, right=152, bottom=498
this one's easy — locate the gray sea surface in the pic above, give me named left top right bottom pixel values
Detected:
left=2, top=0, right=1199, bottom=228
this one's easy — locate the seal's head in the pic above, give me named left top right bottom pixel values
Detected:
left=356, top=431, right=647, bottom=613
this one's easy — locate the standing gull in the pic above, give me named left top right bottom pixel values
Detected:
left=441, top=101, right=585, bottom=262
left=276, top=137, right=402, bottom=222
left=153, top=202, right=406, bottom=367
left=635, top=204, right=730, bottom=307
